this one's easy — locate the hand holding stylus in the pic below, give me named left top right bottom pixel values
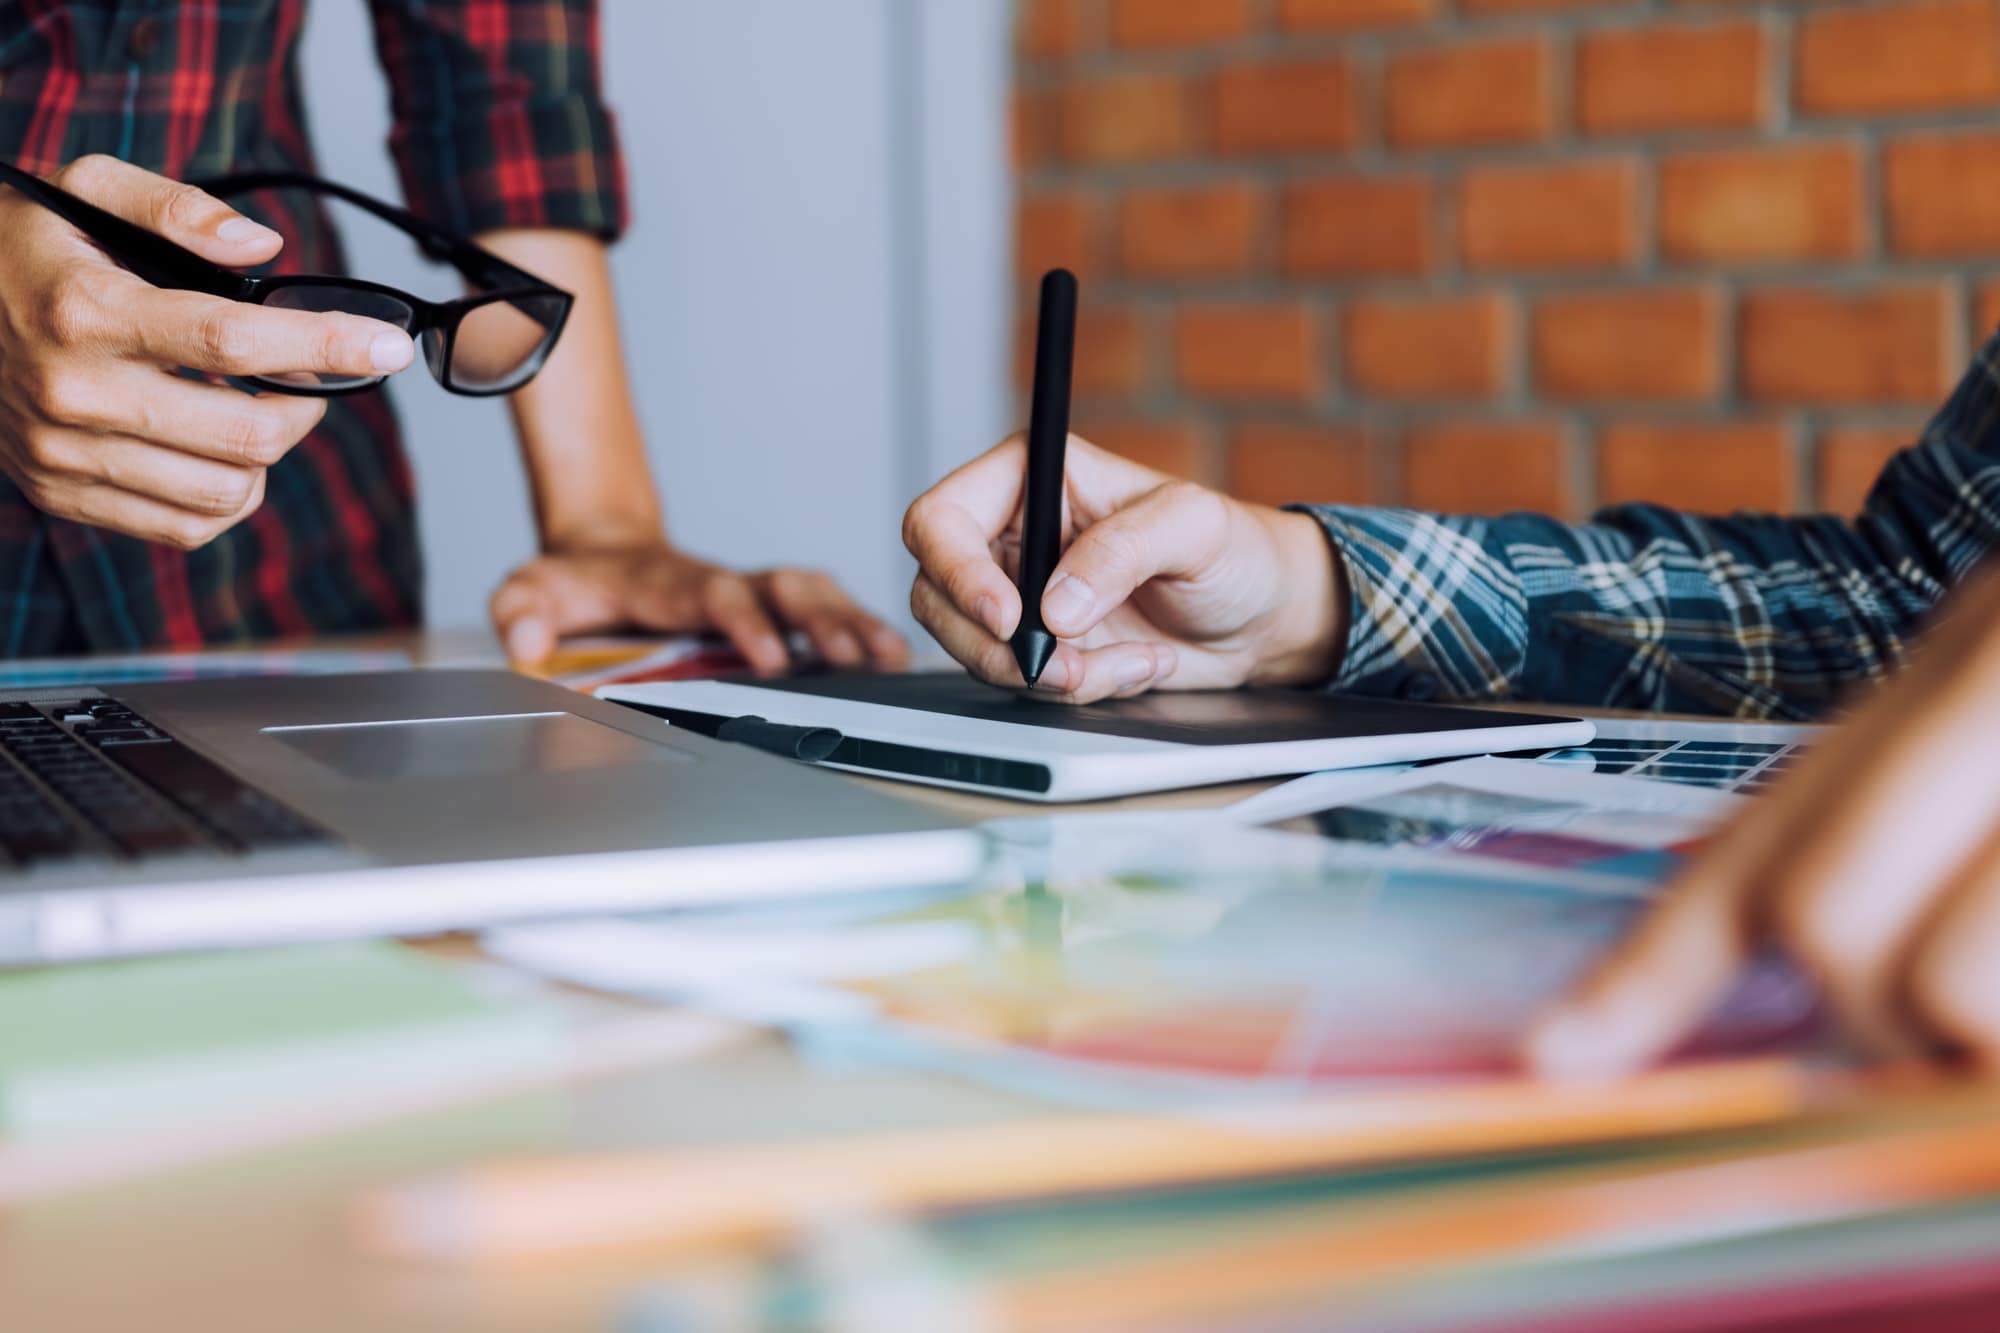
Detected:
left=903, top=433, right=1347, bottom=703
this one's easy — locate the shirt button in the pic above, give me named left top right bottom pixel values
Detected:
left=1400, top=674, right=1441, bottom=702
left=129, top=18, right=160, bottom=58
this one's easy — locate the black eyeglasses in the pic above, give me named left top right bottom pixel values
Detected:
left=0, top=161, right=573, bottom=397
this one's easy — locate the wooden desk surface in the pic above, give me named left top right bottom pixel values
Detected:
left=0, top=635, right=1680, bottom=1331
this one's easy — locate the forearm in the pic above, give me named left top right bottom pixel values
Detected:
left=1303, top=501, right=1944, bottom=719
left=474, top=228, right=663, bottom=549
left=1305, top=331, right=2000, bottom=717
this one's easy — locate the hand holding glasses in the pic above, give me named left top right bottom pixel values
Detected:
left=0, top=158, right=573, bottom=397
left=0, top=156, right=570, bottom=550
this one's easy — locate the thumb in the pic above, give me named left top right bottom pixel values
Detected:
left=50, top=155, right=281, bottom=266
left=1040, top=482, right=1230, bottom=639
left=490, top=562, right=618, bottom=667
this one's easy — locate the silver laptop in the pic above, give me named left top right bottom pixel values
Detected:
left=0, top=669, right=986, bottom=964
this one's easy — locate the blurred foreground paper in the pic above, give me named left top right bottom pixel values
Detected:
left=0, top=941, right=558, bottom=1141
left=487, top=785, right=1823, bottom=1115
left=0, top=647, right=410, bottom=688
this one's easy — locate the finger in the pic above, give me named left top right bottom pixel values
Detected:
left=911, top=573, right=1022, bottom=689
left=753, top=570, right=907, bottom=669
left=1040, top=481, right=1231, bottom=640
left=52, top=154, right=283, bottom=265
left=1525, top=863, right=1752, bottom=1079
left=857, top=614, right=910, bottom=669
left=28, top=471, right=261, bottom=551
left=32, top=431, right=265, bottom=517
left=903, top=441, right=1027, bottom=642
left=1029, top=641, right=1175, bottom=705
left=699, top=574, right=788, bottom=675
left=799, top=614, right=863, bottom=667
left=67, top=369, right=326, bottom=467
left=490, top=573, right=561, bottom=666
left=1733, top=640, right=2000, bottom=1055
left=1897, top=826, right=2000, bottom=1064
left=117, top=285, right=414, bottom=380
left=489, top=562, right=620, bottom=666
left=904, top=436, right=1027, bottom=555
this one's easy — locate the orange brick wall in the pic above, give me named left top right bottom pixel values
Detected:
left=1013, top=0, right=2000, bottom=518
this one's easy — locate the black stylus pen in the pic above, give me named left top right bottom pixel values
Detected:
left=1012, top=267, right=1077, bottom=688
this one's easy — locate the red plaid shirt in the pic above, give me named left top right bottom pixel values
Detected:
left=0, top=0, right=627, bottom=652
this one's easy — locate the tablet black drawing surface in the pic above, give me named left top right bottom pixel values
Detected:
left=751, top=671, right=1575, bottom=747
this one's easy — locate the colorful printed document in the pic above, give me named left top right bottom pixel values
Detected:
left=539, top=635, right=759, bottom=692
left=1243, top=755, right=1734, bottom=892
left=487, top=807, right=1818, bottom=1113
left=0, top=647, right=410, bottom=688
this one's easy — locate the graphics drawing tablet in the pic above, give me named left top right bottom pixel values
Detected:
left=599, top=671, right=1595, bottom=803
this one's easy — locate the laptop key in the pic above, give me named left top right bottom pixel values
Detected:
left=93, top=729, right=333, bottom=851
left=0, top=781, right=96, bottom=864
left=0, top=697, right=332, bottom=859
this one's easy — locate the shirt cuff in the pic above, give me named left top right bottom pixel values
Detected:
left=1286, top=503, right=1529, bottom=703
left=389, top=94, right=629, bottom=241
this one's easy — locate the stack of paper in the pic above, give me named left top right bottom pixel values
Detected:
left=0, top=942, right=559, bottom=1142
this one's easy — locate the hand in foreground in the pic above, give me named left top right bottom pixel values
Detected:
left=902, top=434, right=1346, bottom=703
left=1529, top=563, right=2000, bottom=1076
left=490, top=542, right=910, bottom=675
left=0, top=156, right=416, bottom=548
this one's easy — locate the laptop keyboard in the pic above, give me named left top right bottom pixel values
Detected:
left=0, top=698, right=330, bottom=869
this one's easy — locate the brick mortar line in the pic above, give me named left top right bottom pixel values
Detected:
left=1075, top=401, right=1935, bottom=426
left=1561, top=411, right=1594, bottom=517
left=1037, top=2, right=1792, bottom=78
left=1126, top=398, right=1957, bottom=427
left=1765, top=8, right=1793, bottom=138
left=1020, top=0, right=1941, bottom=80
left=1021, top=104, right=2000, bottom=197
left=1782, top=411, right=1815, bottom=508
left=1023, top=263, right=1990, bottom=307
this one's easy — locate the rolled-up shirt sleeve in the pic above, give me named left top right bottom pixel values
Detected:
left=367, top=0, right=627, bottom=239
left=1283, top=330, right=2000, bottom=720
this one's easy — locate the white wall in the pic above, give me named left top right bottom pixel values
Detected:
left=300, top=0, right=1010, bottom=630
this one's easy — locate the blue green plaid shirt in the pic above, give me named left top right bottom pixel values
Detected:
left=1305, top=336, right=2000, bottom=721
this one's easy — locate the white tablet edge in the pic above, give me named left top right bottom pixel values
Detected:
left=599, top=679, right=1596, bottom=803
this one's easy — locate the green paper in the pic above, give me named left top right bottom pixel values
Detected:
left=0, top=942, right=559, bottom=1140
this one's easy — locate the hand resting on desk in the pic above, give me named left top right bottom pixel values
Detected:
left=903, top=434, right=1348, bottom=704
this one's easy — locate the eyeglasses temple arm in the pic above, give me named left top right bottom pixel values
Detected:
left=192, top=170, right=558, bottom=297
left=0, top=161, right=254, bottom=300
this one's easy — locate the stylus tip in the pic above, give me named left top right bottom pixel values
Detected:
left=1013, top=629, right=1056, bottom=689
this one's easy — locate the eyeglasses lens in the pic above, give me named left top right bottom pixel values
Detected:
left=256, top=284, right=417, bottom=390
left=447, top=294, right=566, bottom=392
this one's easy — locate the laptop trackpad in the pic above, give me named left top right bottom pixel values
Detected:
left=267, top=712, right=686, bottom=782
